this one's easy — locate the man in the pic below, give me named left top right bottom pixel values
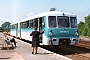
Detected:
left=30, top=25, right=44, bottom=54
left=4, top=33, right=16, bottom=47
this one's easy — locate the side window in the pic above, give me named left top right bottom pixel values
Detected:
left=48, top=16, right=57, bottom=28
left=21, top=22, right=23, bottom=28
left=11, top=24, right=15, bottom=29
left=33, top=18, right=38, bottom=27
left=16, top=24, right=18, bottom=28
left=29, top=20, right=34, bottom=28
left=21, top=22, right=26, bottom=29
left=70, top=17, right=77, bottom=28
left=26, top=20, right=29, bottom=28
left=29, top=18, right=38, bottom=28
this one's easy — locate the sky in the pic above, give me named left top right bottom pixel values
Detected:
left=0, top=0, right=90, bottom=26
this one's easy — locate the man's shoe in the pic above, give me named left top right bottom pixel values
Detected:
left=35, top=52, right=38, bottom=54
left=32, top=52, right=34, bottom=54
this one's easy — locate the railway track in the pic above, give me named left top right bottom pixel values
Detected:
left=65, top=45, right=90, bottom=60
left=63, top=39, right=90, bottom=60
left=78, top=40, right=90, bottom=47
left=43, top=45, right=90, bottom=60
left=76, top=43, right=90, bottom=49
left=42, top=39, right=90, bottom=60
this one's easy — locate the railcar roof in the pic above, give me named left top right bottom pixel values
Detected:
left=11, top=11, right=76, bottom=25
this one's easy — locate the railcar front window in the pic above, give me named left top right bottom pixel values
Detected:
left=48, top=16, right=57, bottom=28
left=57, top=16, right=69, bottom=28
left=70, top=17, right=77, bottom=28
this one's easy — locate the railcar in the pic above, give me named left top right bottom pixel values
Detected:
left=10, top=11, right=79, bottom=46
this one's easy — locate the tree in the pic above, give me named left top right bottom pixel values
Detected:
left=1, top=22, right=11, bottom=32
left=78, top=14, right=90, bottom=36
left=83, top=15, right=90, bottom=36
left=50, top=7, right=56, bottom=11
left=0, top=27, right=4, bottom=31
left=78, top=21, right=85, bottom=35
left=85, top=14, right=90, bottom=23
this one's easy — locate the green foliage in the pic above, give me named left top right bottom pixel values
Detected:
left=82, top=26, right=88, bottom=36
left=1, top=22, right=11, bottom=32
left=87, top=29, right=90, bottom=36
left=85, top=14, right=90, bottom=23
left=78, top=21, right=85, bottom=35
left=1, top=22, right=11, bottom=29
left=0, top=27, right=4, bottom=31
left=78, top=14, right=90, bottom=37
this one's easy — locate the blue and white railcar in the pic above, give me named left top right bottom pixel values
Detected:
left=10, top=22, right=18, bottom=37
left=10, top=21, right=21, bottom=38
left=10, top=11, right=79, bottom=46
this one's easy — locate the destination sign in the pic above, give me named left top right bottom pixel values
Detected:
left=57, top=16, right=69, bottom=20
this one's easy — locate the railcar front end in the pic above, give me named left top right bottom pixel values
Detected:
left=42, top=15, right=79, bottom=46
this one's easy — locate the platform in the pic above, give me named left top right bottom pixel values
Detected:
left=8, top=35, right=71, bottom=60
left=0, top=32, right=71, bottom=60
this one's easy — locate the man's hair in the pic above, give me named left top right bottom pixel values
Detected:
left=34, top=25, right=38, bottom=30
left=34, top=24, right=38, bottom=27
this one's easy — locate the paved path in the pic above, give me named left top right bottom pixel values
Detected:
left=8, top=36, right=71, bottom=60
left=0, top=32, right=71, bottom=60
left=0, top=32, right=25, bottom=60
left=0, top=50, right=25, bottom=60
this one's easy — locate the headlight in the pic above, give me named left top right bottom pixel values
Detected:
left=49, top=32, right=52, bottom=36
left=49, top=30, right=52, bottom=36
left=75, top=32, right=79, bottom=36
